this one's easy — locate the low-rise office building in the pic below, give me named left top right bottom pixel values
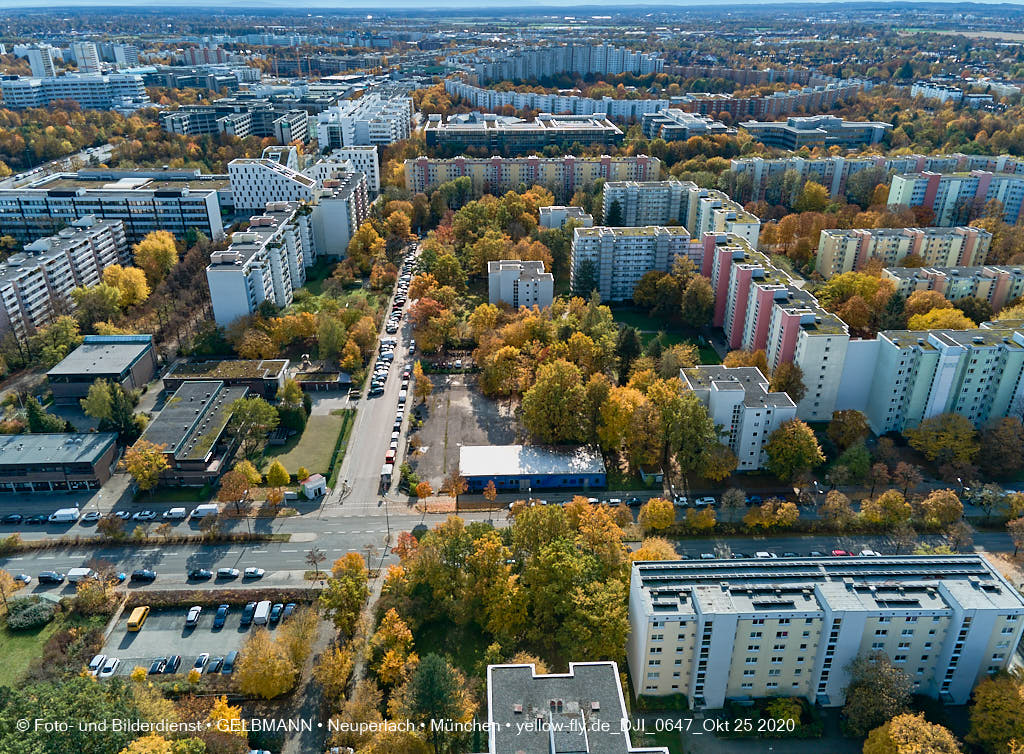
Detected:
left=424, top=113, right=623, bottom=154
left=739, top=115, right=892, bottom=150
left=681, top=366, right=796, bottom=471
left=47, top=334, right=157, bottom=402
left=640, top=109, right=735, bottom=140
left=816, top=226, right=992, bottom=277
left=538, top=205, right=593, bottom=229
left=0, top=73, right=150, bottom=112
left=0, top=433, right=119, bottom=493
left=405, top=154, right=660, bottom=197
left=139, top=380, right=248, bottom=485
left=571, top=226, right=704, bottom=302
left=459, top=444, right=606, bottom=492
left=488, top=260, right=554, bottom=310
left=0, top=169, right=226, bottom=244
left=888, top=170, right=1024, bottom=226
left=162, top=358, right=288, bottom=399
left=478, top=662, right=668, bottom=754
left=0, top=216, right=129, bottom=337
left=628, top=555, right=1024, bottom=709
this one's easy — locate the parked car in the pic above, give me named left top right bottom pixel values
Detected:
left=694, top=496, right=716, bottom=507
left=368, top=387, right=384, bottom=397
left=98, top=657, right=121, bottom=678
left=731, top=552, right=749, bottom=559
left=221, top=651, right=238, bottom=674
left=243, top=567, right=265, bottom=579
left=1, top=514, right=22, bottom=524
left=212, top=604, right=229, bottom=630
left=281, top=603, right=296, bottom=621
left=132, top=510, right=156, bottom=521
left=113, top=511, right=131, bottom=520
left=38, top=571, right=65, bottom=584
left=809, top=551, right=825, bottom=557
left=130, top=569, right=157, bottom=583
left=193, top=654, right=210, bottom=672
left=747, top=495, right=763, bottom=505
left=13, top=573, right=30, bottom=585
left=216, top=568, right=239, bottom=579
left=81, top=511, right=101, bottom=522
left=88, top=654, right=107, bottom=676
left=207, top=656, right=223, bottom=674
left=163, top=656, right=181, bottom=674
left=240, top=601, right=257, bottom=627
left=672, top=496, right=688, bottom=508
left=148, top=657, right=167, bottom=675
left=185, top=606, right=202, bottom=627
left=700, top=553, right=716, bottom=560
left=754, top=551, right=777, bottom=559
left=782, top=552, right=798, bottom=558
left=188, top=568, right=213, bottom=580
left=269, top=603, right=284, bottom=623
left=831, top=549, right=853, bottom=557
left=859, top=549, right=880, bottom=557
left=26, top=514, right=48, bottom=525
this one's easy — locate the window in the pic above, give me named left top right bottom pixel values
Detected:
left=773, top=644, right=786, bottom=651
left=647, top=672, right=660, bottom=679
left=745, top=657, right=757, bottom=664
left=749, top=631, right=762, bottom=638
left=776, top=631, right=788, bottom=638
left=741, top=682, right=753, bottom=689
left=748, top=645, right=761, bottom=652
left=875, top=630, right=888, bottom=636
left=743, top=669, right=755, bottom=676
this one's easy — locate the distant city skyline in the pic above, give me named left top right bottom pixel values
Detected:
left=5, top=0, right=1024, bottom=7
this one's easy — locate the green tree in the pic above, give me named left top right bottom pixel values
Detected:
left=967, top=674, right=1024, bottom=754
left=521, top=359, right=585, bottom=443
left=81, top=379, right=113, bottom=422
left=265, top=460, right=290, bottom=487
left=25, top=396, right=66, bottom=433
left=843, top=652, right=912, bottom=737
left=765, top=419, right=825, bottom=481
left=769, top=361, right=806, bottom=403
left=320, top=567, right=370, bottom=635
left=793, top=181, right=829, bottom=212
left=680, top=275, right=714, bottom=327
left=71, top=284, right=121, bottom=330
left=861, top=489, right=912, bottom=528
left=394, top=654, right=475, bottom=754
left=229, top=396, right=280, bottom=458
left=827, top=410, right=869, bottom=450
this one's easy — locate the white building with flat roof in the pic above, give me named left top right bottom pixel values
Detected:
left=539, top=205, right=593, bottom=229
left=0, top=73, right=149, bottom=112
left=24, top=45, right=58, bottom=78
left=629, top=555, right=1024, bottom=709
left=316, top=94, right=412, bottom=147
left=70, top=42, right=101, bottom=74
left=488, top=260, right=554, bottom=310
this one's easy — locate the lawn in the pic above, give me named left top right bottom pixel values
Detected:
left=611, top=307, right=720, bottom=365
left=414, top=620, right=493, bottom=680
left=263, top=412, right=349, bottom=476
left=134, top=485, right=213, bottom=504
left=0, top=612, right=106, bottom=686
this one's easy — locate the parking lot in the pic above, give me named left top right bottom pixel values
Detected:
left=410, top=374, right=518, bottom=489
left=102, top=604, right=283, bottom=676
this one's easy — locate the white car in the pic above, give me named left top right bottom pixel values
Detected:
left=754, top=551, right=777, bottom=559
left=694, top=496, right=716, bottom=507
left=81, top=511, right=102, bottom=522
left=132, top=510, right=157, bottom=521
left=98, top=657, right=121, bottom=678
left=87, top=654, right=107, bottom=676
left=243, top=567, right=265, bottom=579
left=859, top=549, right=880, bottom=557
left=193, top=653, right=210, bottom=672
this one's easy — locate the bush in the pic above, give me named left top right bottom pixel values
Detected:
left=6, top=596, right=58, bottom=630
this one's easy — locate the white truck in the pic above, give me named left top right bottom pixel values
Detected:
left=253, top=600, right=272, bottom=625
left=162, top=507, right=187, bottom=520
left=48, top=507, right=80, bottom=523
left=67, top=567, right=99, bottom=583
left=190, top=504, right=220, bottom=519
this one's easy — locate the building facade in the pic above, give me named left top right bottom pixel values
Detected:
left=24, top=45, right=58, bottom=78
left=488, top=259, right=554, bottom=310
left=0, top=217, right=129, bottom=337
left=882, top=265, right=1024, bottom=312
left=315, top=94, right=413, bottom=147
left=911, top=81, right=964, bottom=104
left=681, top=366, right=797, bottom=471
left=640, top=109, right=735, bottom=140
left=538, top=205, right=593, bottom=229
left=739, top=115, right=891, bottom=150
left=47, top=334, right=157, bottom=402
left=629, top=556, right=1024, bottom=709
left=69, top=42, right=101, bottom=74
left=424, top=113, right=623, bottom=154
left=0, top=73, right=149, bottom=112
left=404, top=154, right=660, bottom=197
left=0, top=433, right=119, bottom=493
left=206, top=202, right=314, bottom=326
left=816, top=226, right=992, bottom=277
left=887, top=171, right=1024, bottom=226
left=454, top=43, right=664, bottom=84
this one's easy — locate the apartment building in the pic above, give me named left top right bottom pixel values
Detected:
left=603, top=180, right=689, bottom=227
left=883, top=265, right=1024, bottom=311
left=841, top=326, right=1024, bottom=435
left=0, top=170, right=225, bottom=244
left=326, top=146, right=380, bottom=195
left=477, top=662, right=668, bottom=754
left=739, top=115, right=892, bottom=151
left=640, top=109, right=735, bottom=140
left=24, top=45, right=58, bottom=78
left=228, top=157, right=320, bottom=212
left=887, top=171, right=1024, bottom=226
left=313, top=171, right=370, bottom=257
left=628, top=556, right=1024, bottom=709
left=816, top=226, right=992, bottom=276
left=672, top=81, right=864, bottom=121
left=681, top=365, right=796, bottom=471
left=315, top=94, right=412, bottom=147
left=0, top=73, right=150, bottom=112
left=404, top=154, right=660, bottom=197
left=424, top=113, right=623, bottom=154
left=911, top=81, right=964, bottom=104
left=456, top=43, right=664, bottom=84
left=687, top=188, right=761, bottom=248
left=162, top=103, right=310, bottom=144
left=488, top=260, right=554, bottom=310
left=0, top=217, right=129, bottom=337
left=206, top=202, right=313, bottom=326
left=570, top=226, right=703, bottom=302
left=538, top=205, right=593, bottom=229
left=69, top=42, right=101, bottom=74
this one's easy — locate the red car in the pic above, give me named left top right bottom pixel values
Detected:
left=831, top=549, right=853, bottom=557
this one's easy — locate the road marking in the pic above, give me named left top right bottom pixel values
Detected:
left=281, top=549, right=297, bottom=553
left=38, top=556, right=55, bottom=560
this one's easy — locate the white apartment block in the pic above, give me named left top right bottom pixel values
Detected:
left=487, top=260, right=554, bottom=310
left=405, top=154, right=660, bottom=198
left=681, top=366, right=796, bottom=471
left=688, top=188, right=761, bottom=248
left=887, top=171, right=1024, bottom=226
left=454, top=43, right=664, bottom=85
left=315, top=94, right=412, bottom=147
left=325, top=146, right=380, bottom=195
left=0, top=73, right=150, bottom=112
left=313, top=171, right=370, bottom=258
left=816, top=226, right=992, bottom=277
left=911, top=81, right=964, bottom=104
left=0, top=170, right=225, bottom=244
left=25, top=45, right=58, bottom=78
left=70, top=42, right=101, bottom=74
left=538, top=205, right=594, bottom=229
left=0, top=216, right=128, bottom=337
left=228, top=158, right=320, bottom=212
left=206, top=202, right=313, bottom=326
left=628, top=556, right=1024, bottom=709
left=571, top=226, right=702, bottom=302
left=883, top=265, right=1024, bottom=312
left=602, top=180, right=689, bottom=227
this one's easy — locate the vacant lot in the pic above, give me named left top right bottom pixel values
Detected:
left=103, top=605, right=283, bottom=676
left=263, top=410, right=353, bottom=477
left=409, top=374, right=518, bottom=489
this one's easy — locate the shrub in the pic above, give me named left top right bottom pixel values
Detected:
left=6, top=596, right=57, bottom=630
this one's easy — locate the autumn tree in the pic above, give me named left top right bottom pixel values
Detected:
left=765, top=419, right=825, bottom=481
left=102, top=264, right=150, bottom=308
left=630, top=536, right=681, bottom=562
left=769, top=361, right=806, bottom=403
left=120, top=440, right=169, bottom=492
left=216, top=469, right=252, bottom=513
left=843, top=651, right=912, bottom=737
left=638, top=498, right=675, bottom=532
left=320, top=561, right=370, bottom=635
left=979, top=417, right=1024, bottom=478
left=863, top=713, right=960, bottom=754
left=1008, top=517, right=1024, bottom=557
left=918, top=489, right=963, bottom=528
left=861, top=489, right=912, bottom=528
left=821, top=490, right=856, bottom=531
left=414, top=481, right=433, bottom=500
left=233, top=628, right=297, bottom=699
left=412, top=360, right=432, bottom=403
left=313, top=644, right=354, bottom=707
left=229, top=396, right=280, bottom=458
left=905, top=413, right=979, bottom=467
left=521, top=359, right=585, bottom=443
left=265, top=459, right=290, bottom=487
left=907, top=308, right=976, bottom=330
left=892, top=462, right=923, bottom=496
left=132, top=231, right=179, bottom=286
left=719, top=487, right=747, bottom=522
left=828, top=410, right=869, bottom=450
left=967, top=674, right=1024, bottom=754
left=392, top=654, right=475, bottom=754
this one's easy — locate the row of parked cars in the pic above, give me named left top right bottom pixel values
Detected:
left=681, top=549, right=882, bottom=560
left=29, top=566, right=266, bottom=586
left=1, top=504, right=222, bottom=527
left=195, top=600, right=296, bottom=630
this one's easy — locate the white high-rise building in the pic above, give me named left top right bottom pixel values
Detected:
left=316, top=94, right=412, bottom=147
left=70, top=42, right=101, bottom=74
left=325, top=146, right=380, bottom=195
left=228, top=157, right=321, bottom=212
left=488, top=260, right=554, bottom=310
left=206, top=202, right=313, bottom=326
left=0, top=73, right=149, bottom=112
left=24, top=45, right=58, bottom=78
left=629, top=555, right=1024, bottom=710
left=816, top=226, right=992, bottom=277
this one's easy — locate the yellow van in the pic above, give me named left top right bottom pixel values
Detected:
left=127, top=606, right=150, bottom=632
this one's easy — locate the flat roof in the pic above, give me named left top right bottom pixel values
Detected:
left=167, top=359, right=288, bottom=381
left=47, top=336, right=153, bottom=378
left=460, top=444, right=606, bottom=478
left=141, top=381, right=248, bottom=460
left=0, top=432, right=117, bottom=466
